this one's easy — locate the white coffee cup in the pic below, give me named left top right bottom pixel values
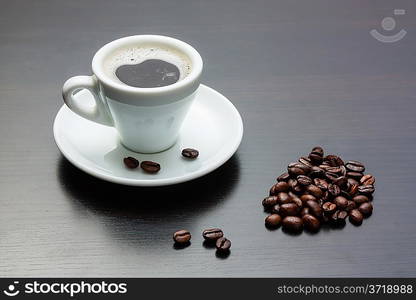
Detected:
left=62, top=35, right=203, bottom=153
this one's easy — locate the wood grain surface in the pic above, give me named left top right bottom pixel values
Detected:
left=0, top=0, right=415, bottom=277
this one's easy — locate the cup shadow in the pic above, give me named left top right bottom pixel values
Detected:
left=57, top=153, right=240, bottom=223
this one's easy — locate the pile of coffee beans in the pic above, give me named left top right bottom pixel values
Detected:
left=262, top=147, right=375, bottom=233
left=173, top=228, right=231, bottom=254
left=123, top=148, right=199, bottom=173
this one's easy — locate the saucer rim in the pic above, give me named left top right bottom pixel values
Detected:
left=53, top=84, right=243, bottom=186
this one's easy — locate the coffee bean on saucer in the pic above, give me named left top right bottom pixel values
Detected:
left=182, top=148, right=199, bottom=159
left=202, top=228, right=224, bottom=241
left=123, top=156, right=139, bottom=169
left=265, top=214, right=282, bottom=228
left=349, top=209, right=364, bottom=225
left=282, top=216, right=303, bottom=232
left=302, top=214, right=320, bottom=232
left=140, top=161, right=160, bottom=173
left=216, top=237, right=231, bottom=252
left=358, top=202, right=373, bottom=217
left=173, top=230, right=191, bottom=244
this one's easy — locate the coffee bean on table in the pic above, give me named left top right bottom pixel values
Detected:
left=269, top=182, right=289, bottom=195
left=346, top=200, right=356, bottom=212
left=277, top=172, right=290, bottom=182
left=358, top=202, right=373, bottom=217
left=311, top=146, right=324, bottom=157
left=306, top=200, right=322, bottom=218
left=347, top=171, right=363, bottom=180
left=328, top=183, right=341, bottom=197
left=314, top=178, right=328, bottom=190
left=276, top=192, right=292, bottom=205
left=302, top=214, right=321, bottom=232
left=330, top=210, right=348, bottom=225
left=282, top=216, right=303, bottom=232
left=262, top=196, right=279, bottom=209
left=347, top=177, right=359, bottom=186
left=306, top=185, right=323, bottom=198
left=325, top=155, right=344, bottom=167
left=265, top=214, right=282, bottom=228
left=325, top=172, right=339, bottom=182
left=300, top=194, right=317, bottom=204
left=216, top=237, right=231, bottom=252
left=345, top=160, right=365, bottom=173
left=202, top=228, right=224, bottom=241
left=279, top=203, right=300, bottom=216
left=182, top=148, right=199, bottom=159
left=173, top=230, right=191, bottom=244
left=272, top=204, right=280, bottom=214
left=322, top=202, right=337, bottom=214
left=310, top=166, right=325, bottom=177
left=297, top=175, right=312, bottom=186
left=300, top=207, right=310, bottom=216
left=353, top=195, right=369, bottom=205
left=298, top=156, right=313, bottom=167
left=348, top=184, right=359, bottom=196
left=358, top=185, right=375, bottom=195
left=123, top=156, right=139, bottom=169
left=360, top=174, right=375, bottom=185
left=334, top=196, right=348, bottom=210
left=349, top=209, right=364, bottom=225
left=333, top=176, right=348, bottom=189
left=290, top=195, right=303, bottom=208
left=140, top=161, right=161, bottom=173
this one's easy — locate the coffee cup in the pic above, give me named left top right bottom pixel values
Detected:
left=62, top=35, right=203, bottom=153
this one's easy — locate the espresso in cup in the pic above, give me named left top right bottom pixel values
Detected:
left=103, top=45, right=192, bottom=88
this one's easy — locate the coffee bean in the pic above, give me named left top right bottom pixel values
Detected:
left=265, top=214, right=282, bottom=228
left=290, top=194, right=303, bottom=207
left=349, top=209, right=364, bottom=225
left=360, top=174, right=375, bottom=185
left=279, top=203, right=300, bottom=216
left=202, top=228, right=224, bottom=241
left=314, top=178, right=328, bottom=190
left=353, top=195, right=369, bottom=205
left=358, top=202, right=373, bottom=217
left=289, top=180, right=304, bottom=194
left=309, top=153, right=323, bottom=165
left=302, top=214, right=321, bottom=232
left=311, top=146, right=324, bottom=157
left=306, top=185, right=323, bottom=198
left=299, top=156, right=313, bottom=167
left=300, top=207, right=310, bottom=216
left=325, top=172, right=339, bottom=182
left=182, top=148, right=199, bottom=159
left=277, top=172, right=290, bottom=182
left=319, top=164, right=332, bottom=171
left=346, top=200, right=356, bottom=212
left=262, top=196, right=279, bottom=208
left=321, top=191, right=331, bottom=202
left=306, top=200, right=322, bottom=218
left=340, top=190, right=352, bottom=199
left=346, top=171, right=363, bottom=180
left=297, top=175, right=312, bottom=186
left=340, top=165, right=347, bottom=176
left=326, top=166, right=343, bottom=174
left=346, top=160, right=365, bottom=173
left=288, top=163, right=310, bottom=176
left=276, top=192, right=292, bottom=205
left=334, top=196, right=348, bottom=210
left=322, top=202, right=337, bottom=214
left=348, top=184, right=359, bottom=196
left=325, top=155, right=344, bottom=167
left=282, top=216, right=303, bottom=232
left=123, top=156, right=139, bottom=169
left=272, top=204, right=280, bottom=214
left=310, top=166, right=325, bottom=177
left=300, top=194, right=317, bottom=204
left=333, top=176, right=348, bottom=190
left=331, top=210, right=348, bottom=225
left=173, top=230, right=191, bottom=244
left=269, top=181, right=289, bottom=195
left=328, top=184, right=341, bottom=197
left=358, top=184, right=375, bottom=195
left=216, top=237, right=231, bottom=252
left=347, top=177, right=359, bottom=186
left=140, top=161, right=160, bottom=173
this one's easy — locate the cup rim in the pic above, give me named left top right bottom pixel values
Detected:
left=92, top=35, right=203, bottom=94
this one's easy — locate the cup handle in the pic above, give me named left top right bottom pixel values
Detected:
left=62, top=75, right=113, bottom=126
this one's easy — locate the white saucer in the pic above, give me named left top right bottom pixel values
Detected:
left=53, top=84, right=243, bottom=186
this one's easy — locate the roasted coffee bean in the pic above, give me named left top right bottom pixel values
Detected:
left=326, top=166, right=343, bottom=174
left=353, top=195, right=369, bottom=205
left=321, top=191, right=331, bottom=202
left=331, top=210, right=348, bottom=225
left=123, top=156, right=139, bottom=169
left=358, top=184, right=375, bottom=195
left=333, top=176, right=348, bottom=190
left=290, top=195, right=303, bottom=207
left=346, top=160, right=365, bottom=173
left=314, top=178, right=329, bottom=190
left=319, top=164, right=332, bottom=171
left=202, top=228, right=223, bottom=241
left=299, top=156, right=313, bottom=167
left=269, top=182, right=289, bottom=195
left=279, top=203, right=300, bottom=216
left=347, top=177, right=359, bottom=186
left=310, top=166, right=325, bottom=177
left=141, top=161, right=161, bottom=173
left=325, top=155, right=344, bottom=167
left=282, top=216, right=303, bottom=232
left=328, top=184, right=341, bottom=197
left=300, top=194, right=317, bottom=204
left=216, top=237, right=231, bottom=252
left=272, top=204, right=280, bottom=214
left=311, top=146, right=324, bottom=157
left=340, top=165, right=347, bottom=176
left=277, top=172, right=290, bottom=182
left=306, top=200, right=322, bottom=218
left=340, top=190, right=352, bottom=199
left=349, top=209, right=364, bottom=225
left=302, top=214, right=321, bottom=232
left=277, top=192, right=292, bottom=205
left=262, top=196, right=279, bottom=208
left=325, top=172, right=339, bottom=183
left=322, top=202, right=337, bottom=214
left=290, top=181, right=304, bottom=194
left=309, top=153, right=323, bottom=165
left=348, top=184, right=359, bottom=196
left=182, top=148, right=199, bottom=159
left=346, top=200, right=356, bottom=212
left=346, top=171, right=363, bottom=180
left=358, top=202, right=373, bottom=216
left=288, top=163, right=311, bottom=176
left=297, top=175, right=312, bottom=186
left=360, top=174, right=375, bottom=185
left=265, top=214, right=282, bottom=228
left=300, top=207, right=310, bottom=216
left=173, top=230, right=191, bottom=244
left=306, top=185, right=323, bottom=198
left=334, top=196, right=348, bottom=210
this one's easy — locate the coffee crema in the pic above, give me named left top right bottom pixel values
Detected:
left=104, top=45, right=192, bottom=88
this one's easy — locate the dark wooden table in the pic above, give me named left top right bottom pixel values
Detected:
left=1, top=0, right=415, bottom=277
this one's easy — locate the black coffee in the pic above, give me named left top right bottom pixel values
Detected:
left=115, top=59, right=180, bottom=88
